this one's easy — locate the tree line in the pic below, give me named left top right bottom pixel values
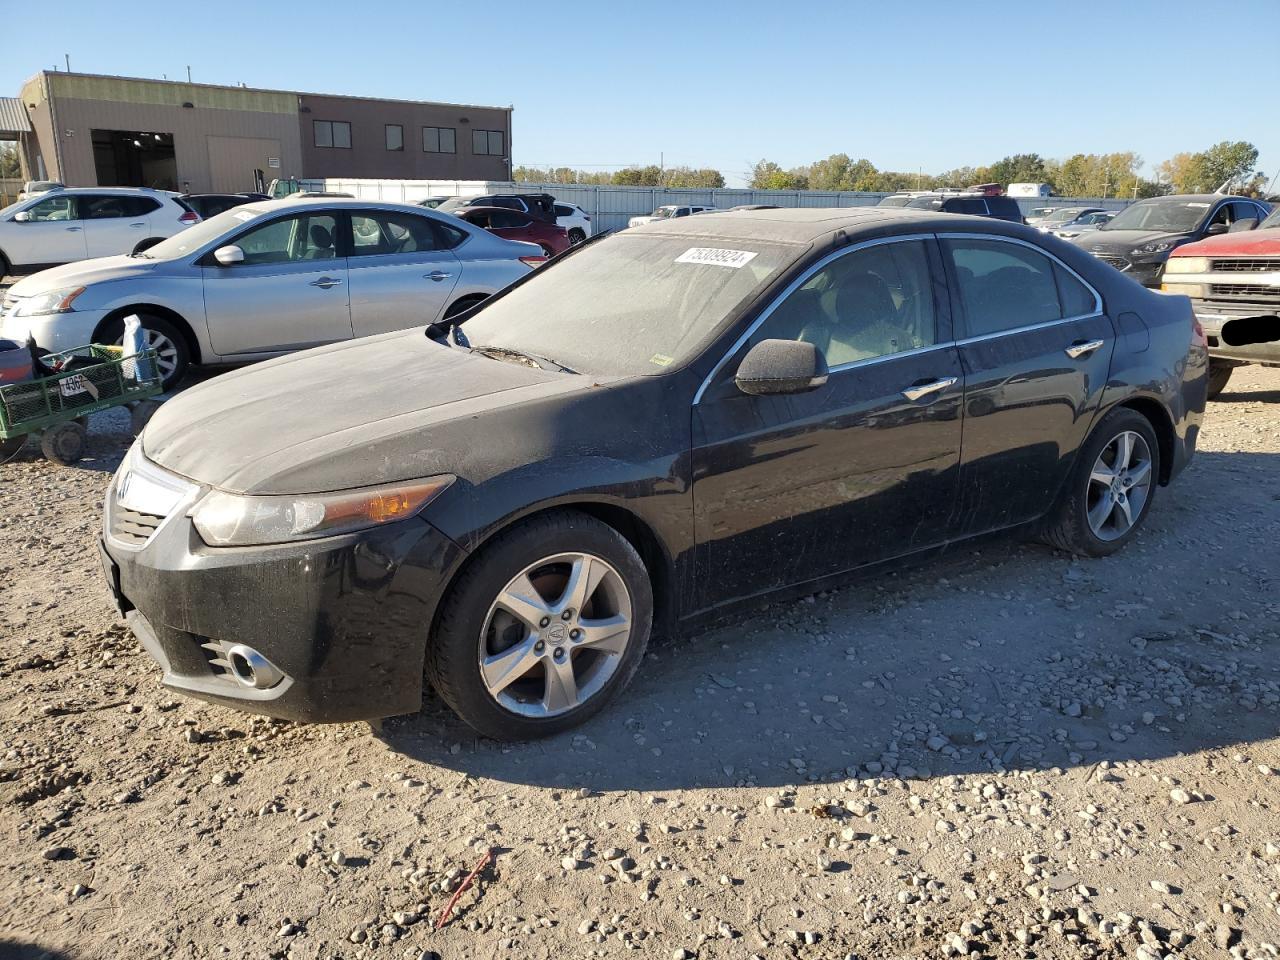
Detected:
left=515, top=141, right=1270, bottom=198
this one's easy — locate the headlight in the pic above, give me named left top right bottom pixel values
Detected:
left=15, top=285, right=86, bottom=316
left=1130, top=241, right=1175, bottom=257
left=1164, top=257, right=1209, bottom=275
left=1159, top=283, right=1206, bottom=298
left=190, top=476, right=454, bottom=546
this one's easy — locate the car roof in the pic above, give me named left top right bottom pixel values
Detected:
left=44, top=186, right=172, bottom=196
left=1140, top=193, right=1249, bottom=203
left=631, top=205, right=986, bottom=244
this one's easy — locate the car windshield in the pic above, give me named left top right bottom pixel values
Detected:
left=1044, top=208, right=1084, bottom=223
left=904, top=196, right=943, bottom=210
left=139, top=206, right=268, bottom=259
left=0, top=199, right=24, bottom=217
left=1102, top=199, right=1209, bottom=233
left=457, top=234, right=799, bottom=377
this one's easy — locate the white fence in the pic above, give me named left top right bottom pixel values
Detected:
left=304, top=178, right=1135, bottom=234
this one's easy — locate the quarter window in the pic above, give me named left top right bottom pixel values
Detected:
left=233, top=214, right=338, bottom=265
left=471, top=129, right=505, bottom=156
left=385, top=124, right=404, bottom=151
left=349, top=211, right=444, bottom=256
left=423, top=126, right=456, bottom=153
left=314, top=120, right=351, bottom=149
left=753, top=240, right=937, bottom=367
left=943, top=238, right=1095, bottom=337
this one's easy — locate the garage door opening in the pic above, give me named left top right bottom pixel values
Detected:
left=92, top=129, right=176, bottom=190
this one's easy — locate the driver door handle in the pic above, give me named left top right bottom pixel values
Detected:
left=65, top=226, right=82, bottom=232
left=425, top=271, right=453, bottom=282
left=1065, top=338, right=1105, bottom=359
left=310, top=277, right=344, bottom=289
left=901, top=376, right=957, bottom=401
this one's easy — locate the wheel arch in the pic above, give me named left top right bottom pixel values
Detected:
left=430, top=500, right=678, bottom=645
left=94, top=304, right=202, bottom=364
left=1111, top=394, right=1176, bottom=485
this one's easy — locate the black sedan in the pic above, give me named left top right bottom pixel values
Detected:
left=98, top=208, right=1207, bottom=739
left=1070, top=193, right=1270, bottom=287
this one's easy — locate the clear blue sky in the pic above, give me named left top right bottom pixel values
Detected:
left=4, top=0, right=1277, bottom=188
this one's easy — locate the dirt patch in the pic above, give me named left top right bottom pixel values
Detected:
left=2, top=370, right=1278, bottom=960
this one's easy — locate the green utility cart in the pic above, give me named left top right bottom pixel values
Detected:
left=0, top=344, right=163, bottom=466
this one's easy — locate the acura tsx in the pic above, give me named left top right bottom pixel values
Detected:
left=98, top=207, right=1207, bottom=739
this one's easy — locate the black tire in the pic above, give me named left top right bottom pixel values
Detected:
left=568, top=228, right=586, bottom=245
left=99, top=313, right=191, bottom=390
left=130, top=237, right=164, bottom=256
left=1041, top=407, right=1161, bottom=558
left=40, top=421, right=88, bottom=466
left=0, top=250, right=10, bottom=281
left=425, top=510, right=653, bottom=740
left=442, top=295, right=488, bottom=321
left=1, top=434, right=26, bottom=464
left=1206, top=361, right=1234, bottom=401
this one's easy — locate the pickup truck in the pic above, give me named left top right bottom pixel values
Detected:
left=1162, top=206, right=1280, bottom=398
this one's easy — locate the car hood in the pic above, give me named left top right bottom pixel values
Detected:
left=142, top=329, right=593, bottom=495
left=8, top=255, right=159, bottom=295
left=1174, top=226, right=1280, bottom=258
left=1075, top=229, right=1190, bottom=251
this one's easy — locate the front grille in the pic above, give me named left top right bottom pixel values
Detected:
left=1209, top=284, right=1280, bottom=301
left=1211, top=259, right=1280, bottom=273
left=110, top=506, right=165, bottom=546
left=1095, top=254, right=1129, bottom=271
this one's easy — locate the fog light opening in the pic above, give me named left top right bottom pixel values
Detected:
left=228, top=650, right=256, bottom=686
left=224, top=644, right=284, bottom=690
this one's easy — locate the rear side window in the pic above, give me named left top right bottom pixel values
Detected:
left=489, top=211, right=530, bottom=229
left=946, top=198, right=988, bottom=216
left=350, top=211, right=443, bottom=256
left=486, top=197, right=524, bottom=211
left=435, top=220, right=467, bottom=248
left=554, top=204, right=573, bottom=218
left=944, top=238, right=1094, bottom=336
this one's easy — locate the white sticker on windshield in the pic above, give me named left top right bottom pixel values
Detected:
left=232, top=210, right=256, bottom=221
left=675, top=247, right=758, bottom=269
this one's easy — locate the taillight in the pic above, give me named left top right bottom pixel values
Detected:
left=519, top=256, right=548, bottom=269
left=179, top=210, right=200, bottom=224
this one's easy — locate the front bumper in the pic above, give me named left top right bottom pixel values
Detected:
left=1191, top=299, right=1280, bottom=365
left=99, top=464, right=466, bottom=723
left=0, top=306, right=109, bottom=353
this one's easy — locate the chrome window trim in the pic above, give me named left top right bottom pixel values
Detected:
left=938, top=231, right=1104, bottom=318
left=691, top=233, right=937, bottom=405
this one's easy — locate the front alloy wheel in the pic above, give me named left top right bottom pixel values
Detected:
left=480, top=553, right=632, bottom=717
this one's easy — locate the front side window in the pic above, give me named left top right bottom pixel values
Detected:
left=234, top=214, right=339, bottom=265
left=423, top=126, right=456, bottom=153
left=751, top=240, right=937, bottom=367
left=385, top=124, right=403, bottom=151
left=943, top=238, right=1094, bottom=337
left=471, top=129, right=505, bottom=156
left=350, top=211, right=443, bottom=256
left=314, top=120, right=352, bottom=149
left=26, top=195, right=77, bottom=221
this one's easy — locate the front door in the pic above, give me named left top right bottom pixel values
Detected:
left=201, top=211, right=353, bottom=356
left=692, top=237, right=964, bottom=609
left=347, top=209, right=461, bottom=337
left=13, top=194, right=87, bottom=266
left=940, top=235, right=1115, bottom=534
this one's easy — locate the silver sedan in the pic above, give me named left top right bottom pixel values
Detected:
left=1, top=198, right=546, bottom=386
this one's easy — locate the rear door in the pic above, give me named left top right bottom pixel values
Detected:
left=83, top=194, right=159, bottom=257
left=201, top=210, right=352, bottom=356
left=347, top=209, right=461, bottom=337
left=12, top=193, right=87, bottom=265
left=940, top=234, right=1114, bottom=535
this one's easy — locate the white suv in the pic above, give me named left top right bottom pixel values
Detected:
left=553, top=202, right=593, bottom=244
left=627, top=204, right=716, bottom=228
left=0, top=188, right=198, bottom=277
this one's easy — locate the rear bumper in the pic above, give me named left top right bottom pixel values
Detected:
left=1191, top=299, right=1280, bottom=364
left=101, top=508, right=466, bottom=723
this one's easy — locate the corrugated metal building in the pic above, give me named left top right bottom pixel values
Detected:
left=8, top=72, right=512, bottom=193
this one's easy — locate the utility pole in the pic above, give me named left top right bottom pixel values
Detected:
left=186, top=65, right=192, bottom=83
left=64, top=54, right=71, bottom=72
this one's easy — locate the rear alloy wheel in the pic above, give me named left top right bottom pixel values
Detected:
left=568, top=228, right=586, bottom=245
left=1206, top=360, right=1234, bottom=400
left=425, top=511, right=653, bottom=739
left=1040, top=408, right=1160, bottom=557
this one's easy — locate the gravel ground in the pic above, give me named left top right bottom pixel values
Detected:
left=1, top=365, right=1278, bottom=960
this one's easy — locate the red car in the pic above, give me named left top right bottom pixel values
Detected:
left=455, top=206, right=570, bottom=256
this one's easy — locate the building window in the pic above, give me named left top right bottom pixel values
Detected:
left=385, top=124, right=403, bottom=151
left=422, top=126, right=456, bottom=154
left=314, top=120, right=351, bottom=149
left=472, top=129, right=504, bottom=156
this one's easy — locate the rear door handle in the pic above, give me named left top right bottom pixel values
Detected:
left=1065, top=338, right=1105, bottom=359
left=129, top=222, right=146, bottom=228
left=310, top=277, right=344, bottom=289
left=901, top=376, right=958, bottom=401
left=425, top=271, right=453, bottom=282
left=66, top=226, right=82, bottom=232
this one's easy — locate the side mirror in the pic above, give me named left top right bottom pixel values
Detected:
left=12, top=211, right=30, bottom=223
left=1204, top=222, right=1229, bottom=236
left=735, top=339, right=829, bottom=396
left=213, top=244, right=245, bottom=266
left=1228, top=218, right=1258, bottom=233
